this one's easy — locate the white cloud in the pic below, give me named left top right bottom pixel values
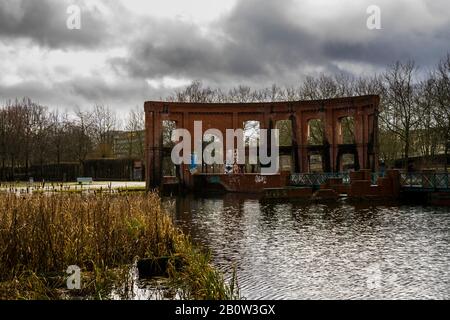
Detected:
left=146, top=76, right=192, bottom=89
left=121, top=0, right=237, bottom=23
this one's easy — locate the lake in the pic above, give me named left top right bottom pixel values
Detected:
left=165, top=194, right=450, bottom=299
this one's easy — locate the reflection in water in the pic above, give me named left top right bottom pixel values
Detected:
left=110, top=265, right=182, bottom=300
left=164, top=194, right=450, bottom=299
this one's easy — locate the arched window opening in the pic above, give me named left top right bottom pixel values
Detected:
left=161, top=120, right=177, bottom=177
left=242, top=121, right=261, bottom=173
left=276, top=120, right=292, bottom=147
left=202, top=133, right=223, bottom=174
left=307, top=119, right=324, bottom=145
left=339, top=116, right=355, bottom=144
left=162, top=120, right=176, bottom=148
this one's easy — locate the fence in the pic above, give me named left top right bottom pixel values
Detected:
left=400, top=172, right=450, bottom=190
left=290, top=172, right=450, bottom=190
left=290, top=173, right=350, bottom=186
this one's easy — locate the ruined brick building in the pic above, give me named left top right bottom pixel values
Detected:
left=145, top=95, right=379, bottom=191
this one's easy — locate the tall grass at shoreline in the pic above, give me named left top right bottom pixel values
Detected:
left=0, top=192, right=238, bottom=299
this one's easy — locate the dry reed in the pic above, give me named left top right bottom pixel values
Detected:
left=0, top=192, right=238, bottom=300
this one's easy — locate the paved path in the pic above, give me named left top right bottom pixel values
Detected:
left=0, top=181, right=146, bottom=193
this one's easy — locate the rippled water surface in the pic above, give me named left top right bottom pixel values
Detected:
left=165, top=195, right=450, bottom=299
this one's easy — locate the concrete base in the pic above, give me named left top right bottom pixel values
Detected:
left=312, top=189, right=339, bottom=201
left=264, top=186, right=313, bottom=199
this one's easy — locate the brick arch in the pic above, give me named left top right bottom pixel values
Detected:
left=336, top=115, right=356, bottom=145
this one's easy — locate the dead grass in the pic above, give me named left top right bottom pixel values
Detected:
left=0, top=192, right=238, bottom=300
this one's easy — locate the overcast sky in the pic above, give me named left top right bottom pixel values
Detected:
left=1, top=0, right=449, bottom=114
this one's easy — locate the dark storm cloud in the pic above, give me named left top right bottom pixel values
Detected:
left=68, top=77, right=149, bottom=105
left=221, top=0, right=320, bottom=65
left=113, top=0, right=450, bottom=86
left=0, top=0, right=109, bottom=48
left=112, top=0, right=322, bottom=83
left=0, top=77, right=152, bottom=114
left=323, top=29, right=450, bottom=69
left=109, top=20, right=259, bottom=81
left=320, top=2, right=450, bottom=69
left=1, top=0, right=450, bottom=111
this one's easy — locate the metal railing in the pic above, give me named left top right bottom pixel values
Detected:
left=290, top=172, right=350, bottom=187
left=400, top=172, right=450, bottom=190
left=290, top=171, right=450, bottom=190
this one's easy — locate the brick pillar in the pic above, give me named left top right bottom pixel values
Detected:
left=145, top=105, right=162, bottom=189
left=359, top=169, right=371, bottom=181
left=300, top=116, right=308, bottom=172
left=372, top=110, right=380, bottom=172
left=291, top=114, right=301, bottom=173
left=325, top=108, right=335, bottom=172
left=154, top=114, right=162, bottom=188
left=355, top=108, right=365, bottom=170
left=145, top=108, right=154, bottom=189
left=386, top=169, right=401, bottom=199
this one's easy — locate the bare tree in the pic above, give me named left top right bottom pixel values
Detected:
left=73, top=107, right=94, bottom=164
left=228, top=85, right=254, bottom=102
left=379, top=61, right=422, bottom=170
left=354, top=75, right=383, bottom=96
left=171, top=80, right=218, bottom=103
left=91, top=105, right=117, bottom=158
left=414, top=79, right=440, bottom=162
left=125, top=106, right=145, bottom=160
left=430, top=54, right=450, bottom=171
left=299, top=75, right=341, bottom=100
left=29, top=102, right=51, bottom=177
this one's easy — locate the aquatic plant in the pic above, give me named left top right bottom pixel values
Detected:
left=0, top=192, right=238, bottom=300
